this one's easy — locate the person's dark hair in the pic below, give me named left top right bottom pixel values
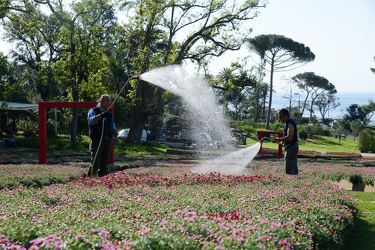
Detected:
left=278, top=108, right=289, bottom=117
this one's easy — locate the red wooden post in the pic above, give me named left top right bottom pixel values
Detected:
left=38, top=102, right=47, bottom=164
left=257, top=130, right=284, bottom=158
left=257, top=130, right=264, bottom=155
left=37, top=101, right=115, bottom=164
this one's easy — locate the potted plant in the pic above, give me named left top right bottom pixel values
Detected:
left=348, top=174, right=365, bottom=191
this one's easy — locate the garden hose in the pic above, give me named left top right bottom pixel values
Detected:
left=259, top=137, right=272, bottom=142
left=91, top=117, right=106, bottom=176
left=108, top=75, right=140, bottom=111
left=90, top=75, right=139, bottom=177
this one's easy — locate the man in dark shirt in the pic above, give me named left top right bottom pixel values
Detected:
left=87, top=94, right=117, bottom=177
left=271, top=108, right=298, bottom=175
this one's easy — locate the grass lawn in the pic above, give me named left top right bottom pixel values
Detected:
left=344, top=192, right=375, bottom=250
left=247, top=135, right=359, bottom=153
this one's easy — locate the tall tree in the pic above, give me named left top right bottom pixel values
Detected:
left=247, top=34, right=315, bottom=129
left=314, top=92, right=340, bottom=121
left=2, top=1, right=62, bottom=101
left=371, top=56, right=375, bottom=74
left=0, top=0, right=11, bottom=19
left=0, top=53, right=8, bottom=93
left=122, top=0, right=266, bottom=142
left=292, top=72, right=336, bottom=122
left=361, top=101, right=375, bottom=125
left=212, top=62, right=257, bottom=120
left=252, top=58, right=266, bottom=123
left=343, top=104, right=367, bottom=125
left=2, top=0, right=118, bottom=147
left=280, top=76, right=300, bottom=114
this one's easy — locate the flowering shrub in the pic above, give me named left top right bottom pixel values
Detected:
left=0, top=164, right=85, bottom=190
left=249, top=157, right=375, bottom=186
left=0, top=165, right=357, bottom=249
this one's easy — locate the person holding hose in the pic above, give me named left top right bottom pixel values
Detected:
left=87, top=94, right=118, bottom=177
left=271, top=108, right=298, bottom=175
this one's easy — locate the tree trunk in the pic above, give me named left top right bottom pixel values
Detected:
left=126, top=80, right=153, bottom=144
left=266, top=56, right=275, bottom=130
left=0, top=113, right=6, bottom=131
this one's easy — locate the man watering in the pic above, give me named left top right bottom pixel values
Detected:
left=271, top=108, right=298, bottom=175
left=87, top=94, right=118, bottom=177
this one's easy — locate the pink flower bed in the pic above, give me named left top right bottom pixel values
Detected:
left=0, top=165, right=356, bottom=249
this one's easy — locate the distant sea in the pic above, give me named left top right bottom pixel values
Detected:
left=272, top=91, right=375, bottom=125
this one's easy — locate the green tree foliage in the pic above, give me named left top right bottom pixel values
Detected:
left=247, top=34, right=315, bottom=129
left=344, top=104, right=368, bottom=126
left=122, top=0, right=266, bottom=143
left=361, top=101, right=375, bottom=125
left=1, top=0, right=279, bottom=144
left=359, top=128, right=375, bottom=153
left=292, top=72, right=336, bottom=122
left=371, top=56, right=375, bottom=75
left=0, top=53, right=9, bottom=100
left=0, top=0, right=11, bottom=19
left=350, top=120, right=363, bottom=140
left=211, top=62, right=257, bottom=120
left=55, top=0, right=117, bottom=146
left=314, top=92, right=340, bottom=121
left=2, top=0, right=118, bottom=147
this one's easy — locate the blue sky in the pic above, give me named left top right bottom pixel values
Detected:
left=209, top=0, right=375, bottom=93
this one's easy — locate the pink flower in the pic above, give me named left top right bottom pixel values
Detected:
left=234, top=236, right=245, bottom=243
left=66, top=214, right=74, bottom=219
left=100, top=229, right=110, bottom=239
left=160, top=220, right=168, bottom=226
left=245, top=220, right=253, bottom=225
left=258, top=234, right=271, bottom=242
left=33, top=218, right=41, bottom=223
left=185, top=217, right=195, bottom=222
left=30, top=237, right=43, bottom=245
left=140, top=229, right=150, bottom=236
left=248, top=226, right=258, bottom=231
left=278, top=239, right=290, bottom=246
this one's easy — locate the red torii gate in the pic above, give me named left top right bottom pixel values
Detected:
left=38, top=102, right=114, bottom=164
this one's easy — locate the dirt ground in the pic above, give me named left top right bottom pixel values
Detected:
left=1, top=145, right=374, bottom=167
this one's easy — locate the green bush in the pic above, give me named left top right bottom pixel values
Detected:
left=329, top=172, right=346, bottom=182
left=349, top=174, right=363, bottom=184
left=269, top=122, right=284, bottom=132
left=359, top=129, right=375, bottom=153
left=240, top=124, right=256, bottom=136
left=299, top=131, right=308, bottom=140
